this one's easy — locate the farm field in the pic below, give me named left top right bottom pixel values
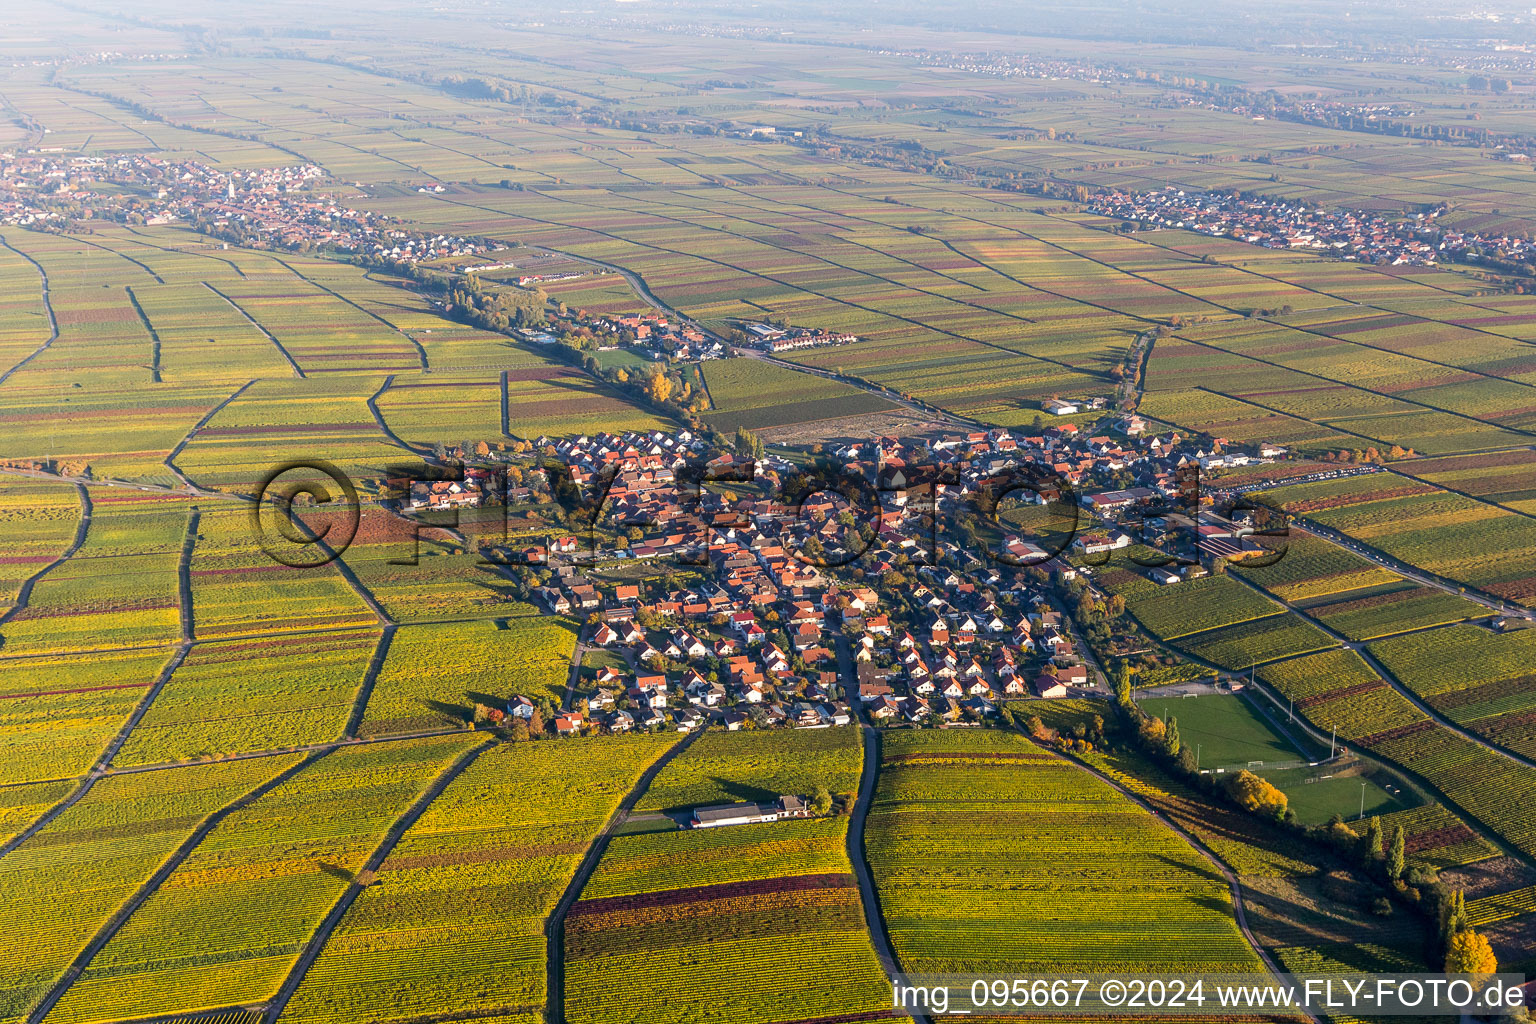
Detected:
left=0, top=648, right=174, bottom=783
left=281, top=736, right=675, bottom=1024
left=0, top=756, right=304, bottom=1024
left=1368, top=626, right=1536, bottom=757
left=0, top=491, right=190, bottom=656
left=187, top=503, right=377, bottom=639
left=701, top=357, right=898, bottom=432
left=865, top=729, right=1264, bottom=975
left=112, top=630, right=382, bottom=766
left=0, top=478, right=82, bottom=611
left=1094, top=568, right=1283, bottom=640
left=329, top=507, right=540, bottom=624
left=1255, top=474, right=1536, bottom=606
left=41, top=734, right=483, bottom=1024
left=564, top=727, right=896, bottom=1024
left=633, top=727, right=862, bottom=813
left=358, top=617, right=577, bottom=737
left=6, top=3, right=1536, bottom=1016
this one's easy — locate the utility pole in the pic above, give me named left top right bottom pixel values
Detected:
left=1359, top=782, right=1366, bottom=821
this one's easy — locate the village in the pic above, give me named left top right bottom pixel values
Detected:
left=1088, top=186, right=1536, bottom=270
left=399, top=418, right=1292, bottom=739
left=0, top=152, right=497, bottom=263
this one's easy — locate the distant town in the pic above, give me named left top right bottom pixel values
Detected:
left=1090, top=186, right=1536, bottom=271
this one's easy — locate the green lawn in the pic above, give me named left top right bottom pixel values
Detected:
left=1139, top=693, right=1305, bottom=770
left=1263, top=767, right=1411, bottom=825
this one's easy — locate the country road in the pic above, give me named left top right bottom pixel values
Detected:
left=835, top=637, right=931, bottom=1024
left=1016, top=726, right=1324, bottom=1024
left=544, top=726, right=701, bottom=1024
left=562, top=638, right=590, bottom=712
left=1287, top=519, right=1536, bottom=623
left=546, top=244, right=977, bottom=429
left=1222, top=569, right=1536, bottom=775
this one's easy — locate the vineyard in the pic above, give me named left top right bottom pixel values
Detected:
left=700, top=358, right=896, bottom=432
left=6, top=10, right=1536, bottom=1017
left=564, top=728, right=894, bottom=1024
left=864, top=729, right=1264, bottom=975
left=0, top=756, right=303, bottom=1023
left=281, top=736, right=675, bottom=1024
left=1368, top=625, right=1536, bottom=756
left=1258, top=477, right=1536, bottom=606
left=1255, top=651, right=1535, bottom=863
left=358, top=617, right=577, bottom=737
left=112, top=630, right=381, bottom=766
left=42, top=735, right=482, bottom=1024
left=634, top=727, right=862, bottom=813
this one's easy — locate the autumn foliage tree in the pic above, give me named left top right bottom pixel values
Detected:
left=1224, top=770, right=1288, bottom=819
left=1444, top=929, right=1497, bottom=976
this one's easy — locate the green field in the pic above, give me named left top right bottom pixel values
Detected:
left=701, top=358, right=898, bottom=432
left=1138, top=693, right=1306, bottom=770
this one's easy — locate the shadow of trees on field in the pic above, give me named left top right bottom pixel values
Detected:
left=418, top=697, right=470, bottom=723
left=316, top=861, right=355, bottom=884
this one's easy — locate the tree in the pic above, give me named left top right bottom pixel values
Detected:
left=1164, top=716, right=1181, bottom=757
left=645, top=372, right=674, bottom=404
left=810, top=786, right=833, bottom=816
left=1386, top=824, right=1406, bottom=881
left=1444, top=929, right=1497, bottom=975
left=1363, top=815, right=1382, bottom=864
left=1440, top=888, right=1469, bottom=944
left=1225, top=770, right=1288, bottom=819
left=1110, top=660, right=1134, bottom=709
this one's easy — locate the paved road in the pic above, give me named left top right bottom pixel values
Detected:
left=1289, top=518, right=1534, bottom=622
left=1015, top=726, right=1324, bottom=1024
left=561, top=639, right=590, bottom=712
left=544, top=727, right=701, bottom=1024
left=1223, top=569, right=1536, bottom=775
left=1049, top=593, right=1109, bottom=689
left=835, top=638, right=931, bottom=1024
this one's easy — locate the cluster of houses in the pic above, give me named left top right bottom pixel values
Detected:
left=856, top=583, right=1101, bottom=725
left=592, top=313, right=726, bottom=360
left=1087, top=187, right=1520, bottom=268
left=404, top=418, right=1290, bottom=735
left=742, top=322, right=860, bottom=353
left=0, top=151, right=506, bottom=262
